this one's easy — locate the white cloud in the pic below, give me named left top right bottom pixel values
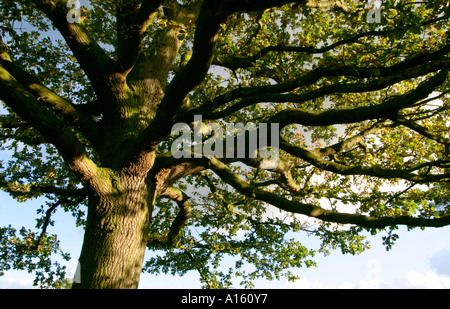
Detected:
left=0, top=276, right=34, bottom=289
left=283, top=266, right=450, bottom=289
left=355, top=270, right=450, bottom=289
left=338, top=281, right=353, bottom=289
left=394, top=271, right=450, bottom=289
left=358, top=278, right=392, bottom=289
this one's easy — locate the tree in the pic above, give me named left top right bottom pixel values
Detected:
left=0, top=0, right=449, bottom=289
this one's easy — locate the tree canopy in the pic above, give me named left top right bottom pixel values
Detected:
left=0, top=0, right=449, bottom=288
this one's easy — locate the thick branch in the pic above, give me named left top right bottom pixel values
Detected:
left=35, top=185, right=88, bottom=197
left=208, top=157, right=450, bottom=229
left=116, top=0, right=163, bottom=75
left=305, top=0, right=349, bottom=12
left=0, top=39, right=100, bottom=146
left=269, top=69, right=449, bottom=128
left=139, top=0, right=310, bottom=149
left=0, top=64, right=86, bottom=159
left=0, top=63, right=107, bottom=191
left=155, top=2, right=224, bottom=115
left=190, top=46, right=450, bottom=120
left=0, top=179, right=88, bottom=200
left=159, top=187, right=192, bottom=246
left=0, top=115, right=28, bottom=129
left=31, top=0, right=115, bottom=92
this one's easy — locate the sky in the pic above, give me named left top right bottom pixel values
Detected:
left=1, top=188, right=450, bottom=289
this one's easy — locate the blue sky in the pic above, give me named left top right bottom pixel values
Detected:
left=1, top=189, right=450, bottom=289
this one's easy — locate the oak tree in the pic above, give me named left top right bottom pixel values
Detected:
left=0, top=0, right=449, bottom=288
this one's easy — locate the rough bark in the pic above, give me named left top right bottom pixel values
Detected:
left=72, top=154, right=159, bottom=289
left=72, top=187, right=150, bottom=288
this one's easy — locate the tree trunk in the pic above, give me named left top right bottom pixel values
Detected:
left=70, top=21, right=182, bottom=290
left=72, top=172, right=154, bottom=289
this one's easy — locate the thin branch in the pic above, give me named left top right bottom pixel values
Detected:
left=317, top=122, right=384, bottom=158
left=213, top=15, right=449, bottom=71
left=394, top=116, right=450, bottom=146
left=159, top=187, right=192, bottom=246
left=188, top=46, right=450, bottom=120
left=183, top=248, right=214, bottom=289
left=280, top=138, right=450, bottom=183
left=32, top=195, right=86, bottom=250
left=383, top=182, right=417, bottom=208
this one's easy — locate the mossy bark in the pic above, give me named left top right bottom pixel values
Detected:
left=72, top=169, right=156, bottom=289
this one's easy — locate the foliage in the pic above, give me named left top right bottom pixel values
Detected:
left=0, top=225, right=70, bottom=288
left=0, top=0, right=449, bottom=288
